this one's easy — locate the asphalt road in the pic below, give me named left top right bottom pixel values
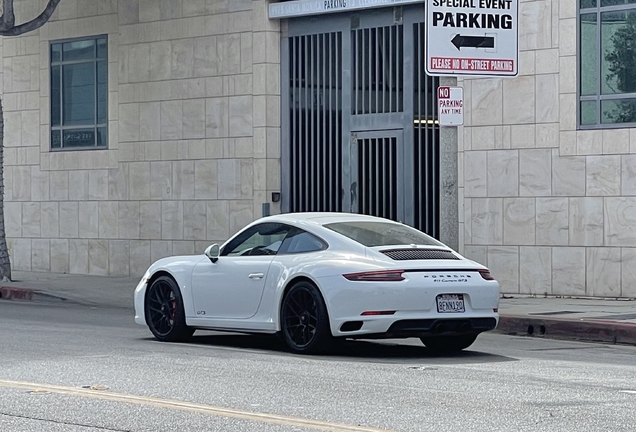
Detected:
left=1, top=300, right=635, bottom=432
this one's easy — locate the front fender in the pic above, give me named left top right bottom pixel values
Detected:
left=135, top=256, right=207, bottom=321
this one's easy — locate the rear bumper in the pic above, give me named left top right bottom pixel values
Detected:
left=316, top=272, right=500, bottom=338
left=339, top=316, right=498, bottom=339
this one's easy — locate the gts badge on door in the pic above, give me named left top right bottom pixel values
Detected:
left=196, top=311, right=207, bottom=316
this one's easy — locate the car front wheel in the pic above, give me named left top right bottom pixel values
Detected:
left=420, top=334, right=478, bottom=354
left=145, top=275, right=194, bottom=342
left=280, top=281, right=332, bottom=354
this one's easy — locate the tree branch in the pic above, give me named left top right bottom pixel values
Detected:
left=0, top=0, right=16, bottom=30
left=0, top=0, right=61, bottom=37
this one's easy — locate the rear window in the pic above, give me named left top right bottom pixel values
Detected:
left=324, top=221, right=444, bottom=247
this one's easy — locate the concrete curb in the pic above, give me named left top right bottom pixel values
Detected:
left=0, top=286, right=130, bottom=309
left=0, top=286, right=35, bottom=301
left=497, top=314, right=636, bottom=346
left=0, top=286, right=72, bottom=304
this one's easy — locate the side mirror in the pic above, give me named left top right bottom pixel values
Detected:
left=204, top=244, right=220, bottom=263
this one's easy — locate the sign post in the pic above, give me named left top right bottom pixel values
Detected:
left=426, top=0, right=519, bottom=77
left=437, top=86, right=464, bottom=126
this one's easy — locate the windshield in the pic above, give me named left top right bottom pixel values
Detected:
left=324, top=221, right=445, bottom=248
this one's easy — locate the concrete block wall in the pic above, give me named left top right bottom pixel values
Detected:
left=2, top=0, right=282, bottom=277
left=459, top=0, right=636, bottom=297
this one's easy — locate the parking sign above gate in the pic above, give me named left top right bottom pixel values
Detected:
left=426, top=0, right=519, bottom=77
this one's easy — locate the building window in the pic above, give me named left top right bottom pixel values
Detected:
left=50, top=36, right=108, bottom=150
left=580, top=1, right=636, bottom=127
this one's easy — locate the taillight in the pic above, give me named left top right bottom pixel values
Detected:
left=479, top=269, right=494, bottom=280
left=343, top=270, right=405, bottom=282
left=361, top=310, right=396, bottom=316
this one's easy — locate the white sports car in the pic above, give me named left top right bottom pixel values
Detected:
left=134, top=212, right=500, bottom=354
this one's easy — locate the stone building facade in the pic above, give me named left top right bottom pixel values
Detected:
left=2, top=0, right=281, bottom=277
left=2, top=0, right=636, bottom=298
left=459, top=0, right=636, bottom=298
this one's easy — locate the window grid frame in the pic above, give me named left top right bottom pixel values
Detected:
left=49, top=34, right=109, bottom=151
left=578, top=2, right=636, bottom=128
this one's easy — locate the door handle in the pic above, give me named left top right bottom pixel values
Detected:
left=351, top=182, right=357, bottom=201
left=249, top=273, right=264, bottom=279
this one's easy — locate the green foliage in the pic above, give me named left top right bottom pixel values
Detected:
left=604, top=13, right=636, bottom=123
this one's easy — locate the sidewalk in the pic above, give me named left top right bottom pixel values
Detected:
left=0, top=271, right=136, bottom=309
left=497, top=295, right=636, bottom=346
left=1, top=271, right=635, bottom=346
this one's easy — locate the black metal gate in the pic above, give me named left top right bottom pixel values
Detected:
left=350, top=130, right=403, bottom=221
left=281, top=5, right=440, bottom=237
left=287, top=32, right=343, bottom=213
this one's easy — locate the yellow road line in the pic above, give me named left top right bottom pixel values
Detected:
left=0, top=379, right=394, bottom=432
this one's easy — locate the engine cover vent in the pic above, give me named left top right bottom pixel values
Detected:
left=380, top=249, right=460, bottom=261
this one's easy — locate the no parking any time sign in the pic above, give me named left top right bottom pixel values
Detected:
left=437, top=86, right=464, bottom=126
left=426, top=0, right=519, bottom=77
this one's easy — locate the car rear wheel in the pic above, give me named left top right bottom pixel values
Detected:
left=145, top=275, right=194, bottom=342
left=420, top=334, right=478, bottom=354
left=281, top=281, right=332, bottom=354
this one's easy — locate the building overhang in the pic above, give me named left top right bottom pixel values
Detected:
left=268, top=0, right=424, bottom=19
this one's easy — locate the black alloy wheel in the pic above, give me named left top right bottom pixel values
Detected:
left=145, top=275, right=194, bottom=342
left=281, top=281, right=332, bottom=354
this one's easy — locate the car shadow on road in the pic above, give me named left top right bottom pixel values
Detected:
left=179, top=332, right=517, bottom=365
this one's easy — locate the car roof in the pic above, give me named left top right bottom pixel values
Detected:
left=260, top=212, right=400, bottom=227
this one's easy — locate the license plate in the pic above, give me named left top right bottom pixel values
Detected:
left=436, top=294, right=465, bottom=313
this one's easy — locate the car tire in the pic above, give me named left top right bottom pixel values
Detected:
left=280, top=281, right=333, bottom=355
left=145, top=275, right=194, bottom=342
left=420, top=334, right=478, bottom=354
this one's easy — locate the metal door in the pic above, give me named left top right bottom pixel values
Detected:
left=350, top=130, right=404, bottom=222
left=284, top=30, right=343, bottom=213
left=281, top=5, right=440, bottom=238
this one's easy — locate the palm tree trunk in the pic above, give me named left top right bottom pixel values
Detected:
left=0, top=98, right=12, bottom=282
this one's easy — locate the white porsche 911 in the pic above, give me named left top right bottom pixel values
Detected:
left=134, top=212, right=500, bottom=354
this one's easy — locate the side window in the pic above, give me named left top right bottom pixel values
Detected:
left=221, top=223, right=291, bottom=257
left=279, top=228, right=326, bottom=255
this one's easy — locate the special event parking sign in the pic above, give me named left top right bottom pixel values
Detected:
left=426, top=0, right=519, bottom=77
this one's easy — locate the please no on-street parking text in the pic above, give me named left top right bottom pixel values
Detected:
left=426, top=0, right=519, bottom=77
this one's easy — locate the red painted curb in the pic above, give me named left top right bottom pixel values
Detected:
left=497, top=314, right=636, bottom=346
left=0, top=286, right=35, bottom=301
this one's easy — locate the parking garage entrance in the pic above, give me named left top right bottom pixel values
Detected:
left=280, top=4, right=440, bottom=237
